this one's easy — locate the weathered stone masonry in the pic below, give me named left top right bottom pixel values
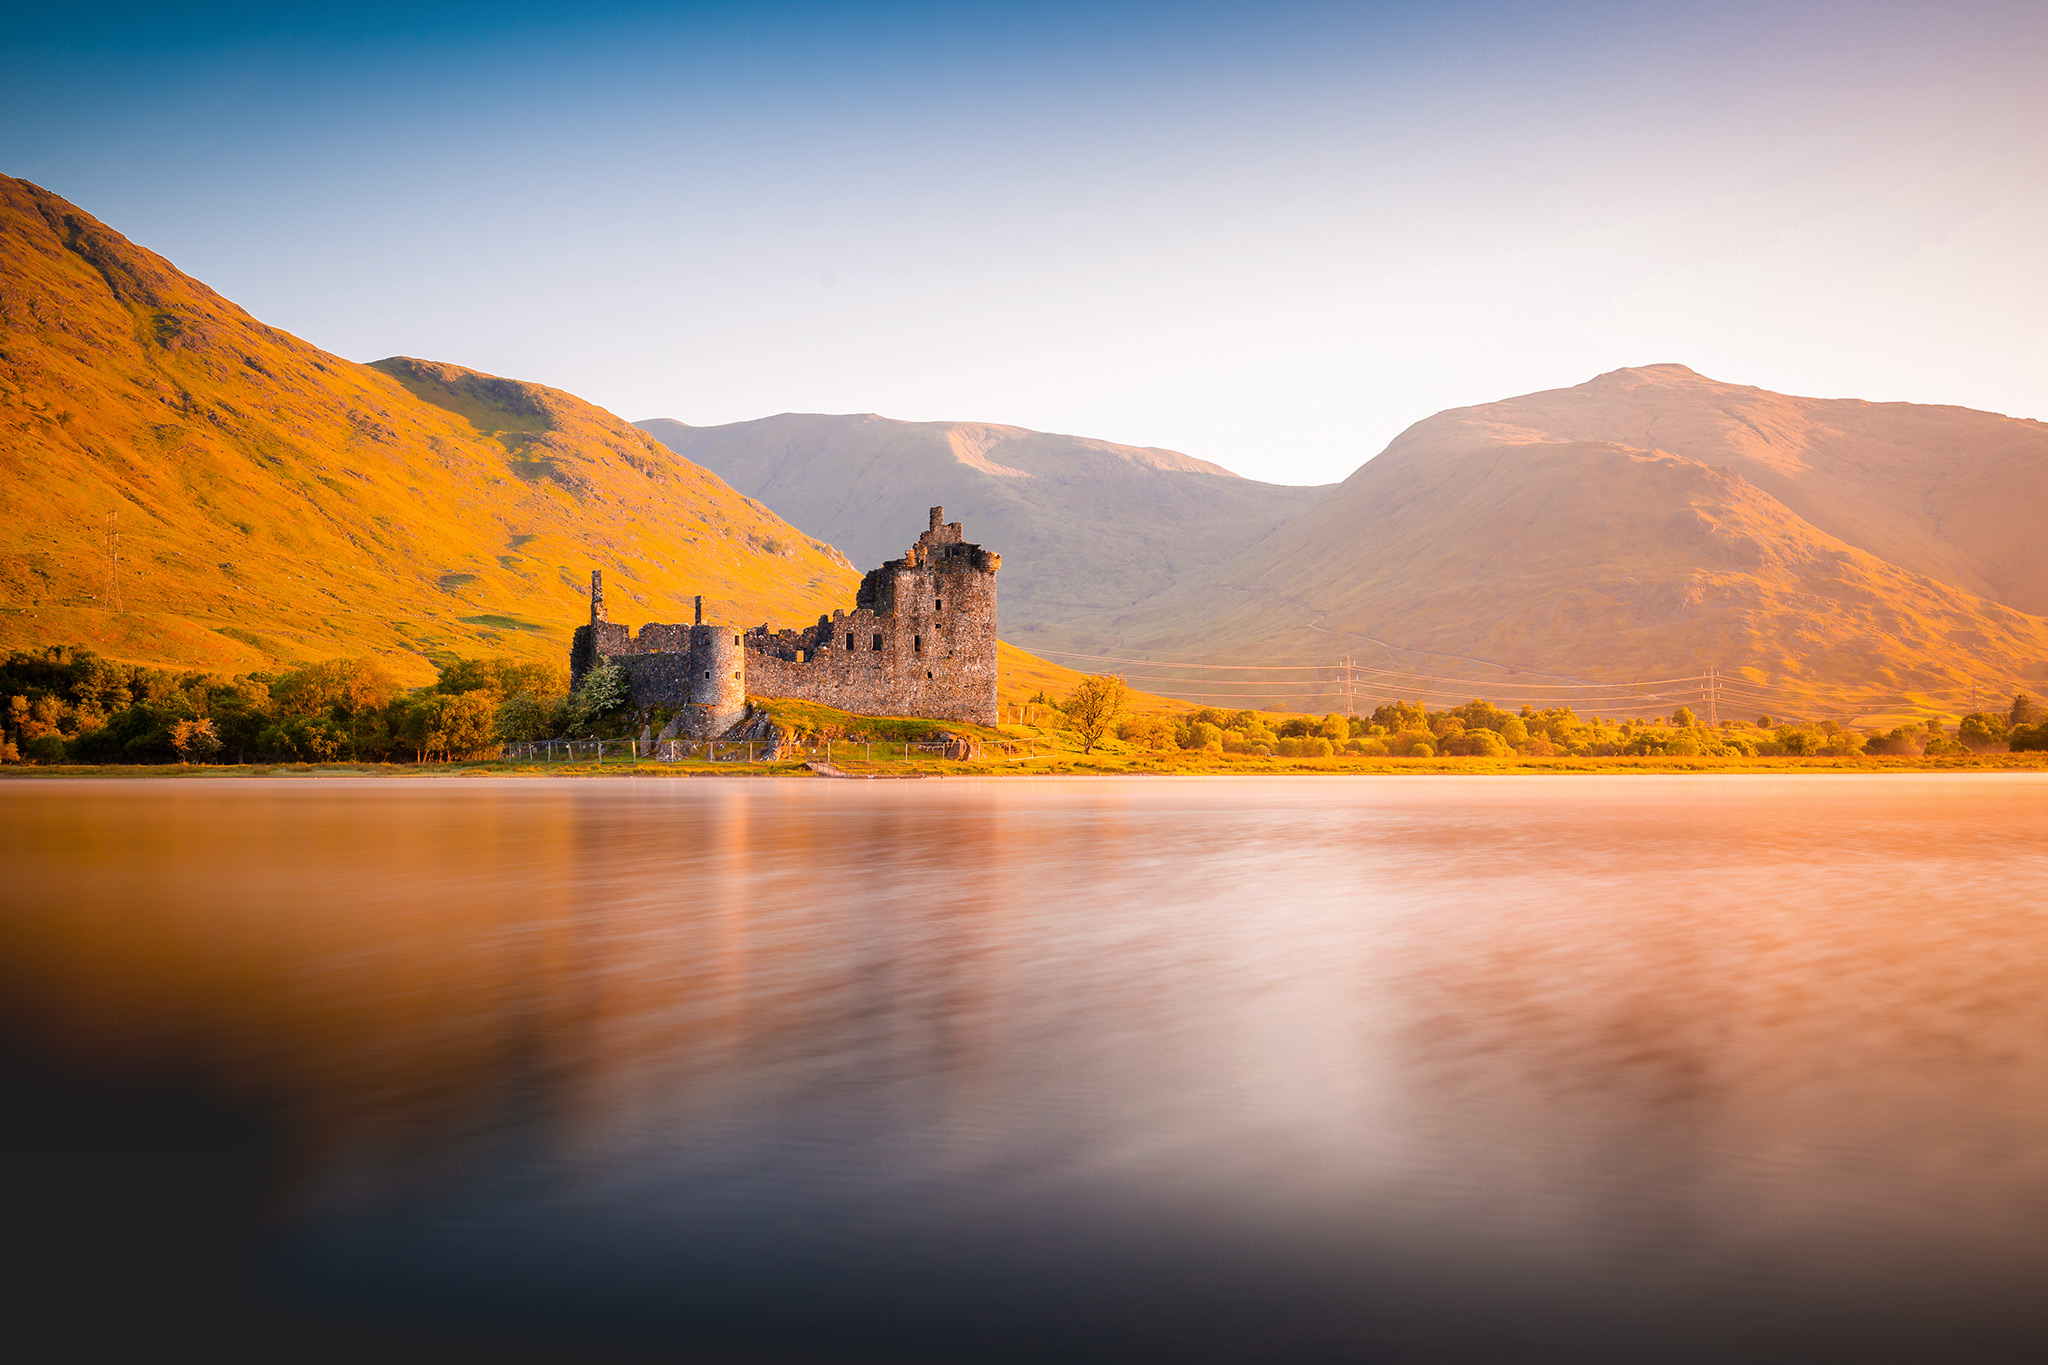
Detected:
left=570, top=508, right=999, bottom=732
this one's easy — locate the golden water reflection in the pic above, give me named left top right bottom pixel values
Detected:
left=5, top=775, right=2048, bottom=1360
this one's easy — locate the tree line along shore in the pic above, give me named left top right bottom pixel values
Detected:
left=3, top=646, right=2045, bottom=771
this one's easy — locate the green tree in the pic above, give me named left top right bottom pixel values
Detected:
left=2010, top=692, right=2044, bottom=729
left=440, top=692, right=499, bottom=760
left=1371, top=700, right=1428, bottom=734
left=1116, top=712, right=1176, bottom=749
left=1443, top=727, right=1512, bottom=758
left=566, top=661, right=631, bottom=735
left=1958, top=712, right=2010, bottom=752
left=170, top=717, right=222, bottom=763
left=1064, top=675, right=1129, bottom=754
left=2010, top=721, right=2048, bottom=753
left=437, top=657, right=569, bottom=703
left=494, top=690, right=557, bottom=743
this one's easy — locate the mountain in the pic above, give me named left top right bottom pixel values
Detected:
left=1104, top=366, right=2048, bottom=715
left=0, top=175, right=859, bottom=682
left=636, top=413, right=1330, bottom=647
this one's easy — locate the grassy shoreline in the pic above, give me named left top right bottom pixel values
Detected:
left=7, top=752, right=2047, bottom=779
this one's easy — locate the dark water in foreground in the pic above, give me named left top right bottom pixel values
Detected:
left=5, top=775, right=2048, bottom=1361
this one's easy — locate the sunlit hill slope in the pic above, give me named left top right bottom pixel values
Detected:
left=0, top=175, right=859, bottom=683
left=1108, top=366, right=2048, bottom=708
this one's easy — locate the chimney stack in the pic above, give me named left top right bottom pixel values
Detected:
left=929, top=506, right=943, bottom=533
left=590, top=569, right=607, bottom=625
left=693, top=595, right=703, bottom=625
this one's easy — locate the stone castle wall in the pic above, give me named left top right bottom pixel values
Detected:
left=569, top=509, right=999, bottom=731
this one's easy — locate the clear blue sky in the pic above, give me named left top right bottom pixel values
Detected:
left=6, top=1, right=2044, bottom=484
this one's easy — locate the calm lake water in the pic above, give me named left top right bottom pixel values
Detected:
left=5, top=775, right=2048, bottom=1361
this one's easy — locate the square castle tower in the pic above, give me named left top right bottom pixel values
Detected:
left=570, top=507, right=1000, bottom=735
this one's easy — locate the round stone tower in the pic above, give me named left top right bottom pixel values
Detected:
left=680, top=621, right=746, bottom=738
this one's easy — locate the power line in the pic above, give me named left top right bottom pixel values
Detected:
left=104, top=511, right=121, bottom=613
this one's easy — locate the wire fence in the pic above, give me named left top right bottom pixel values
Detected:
left=501, top=738, right=1002, bottom=764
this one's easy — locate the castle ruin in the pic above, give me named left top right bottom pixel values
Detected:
left=570, top=508, right=1000, bottom=734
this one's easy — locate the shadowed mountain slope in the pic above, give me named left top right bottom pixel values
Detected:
left=1105, top=368, right=2048, bottom=711
left=637, top=413, right=1330, bottom=647
left=0, top=175, right=858, bottom=681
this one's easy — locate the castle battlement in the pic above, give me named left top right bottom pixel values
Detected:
left=570, top=507, right=999, bottom=733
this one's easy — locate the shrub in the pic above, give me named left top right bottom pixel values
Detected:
left=25, top=733, right=68, bottom=765
left=1406, top=739, right=1436, bottom=758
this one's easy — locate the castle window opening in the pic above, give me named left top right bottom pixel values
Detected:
left=703, top=671, right=711, bottom=680
left=845, top=634, right=854, bottom=651
left=872, top=633, right=882, bottom=651
left=935, top=597, right=942, bottom=611
left=913, top=634, right=922, bottom=653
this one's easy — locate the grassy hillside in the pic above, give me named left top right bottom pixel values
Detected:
left=1105, top=369, right=2048, bottom=713
left=1460, top=364, right=2048, bottom=616
left=637, top=413, right=1329, bottom=645
left=0, top=175, right=859, bottom=682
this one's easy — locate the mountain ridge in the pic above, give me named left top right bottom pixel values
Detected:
left=1086, top=366, right=2048, bottom=711
left=636, top=412, right=1331, bottom=645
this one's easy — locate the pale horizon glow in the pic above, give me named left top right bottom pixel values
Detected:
left=5, top=1, right=2045, bottom=484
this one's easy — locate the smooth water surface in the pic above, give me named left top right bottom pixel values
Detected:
left=5, top=775, right=2048, bottom=1360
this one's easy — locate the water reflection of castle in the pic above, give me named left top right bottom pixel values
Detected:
left=570, top=508, right=1000, bottom=735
